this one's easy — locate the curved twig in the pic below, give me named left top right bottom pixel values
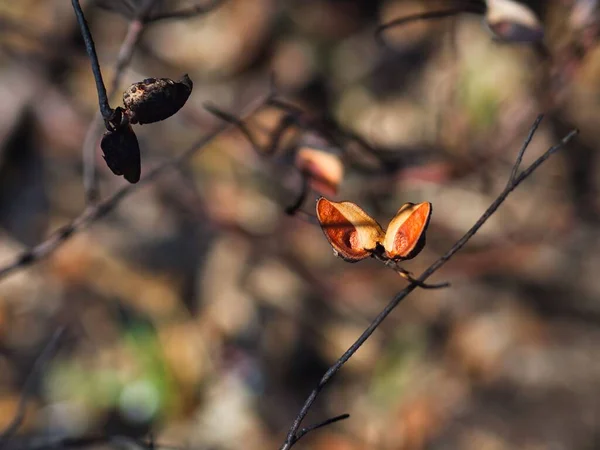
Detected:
left=145, top=0, right=225, bottom=23
left=81, top=0, right=162, bottom=204
left=71, top=0, right=114, bottom=123
left=280, top=117, right=578, bottom=449
left=0, top=328, right=65, bottom=448
left=287, top=414, right=350, bottom=447
left=375, top=4, right=486, bottom=48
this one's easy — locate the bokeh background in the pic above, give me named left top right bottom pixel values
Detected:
left=1, top=0, right=600, bottom=449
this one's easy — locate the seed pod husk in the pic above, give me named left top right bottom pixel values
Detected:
left=100, top=124, right=141, bottom=184
left=383, top=202, right=432, bottom=261
left=316, top=197, right=384, bottom=262
left=123, top=74, right=193, bottom=125
left=295, top=147, right=344, bottom=196
left=485, top=0, right=544, bottom=42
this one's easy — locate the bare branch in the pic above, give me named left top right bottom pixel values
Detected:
left=375, top=4, right=485, bottom=48
left=0, top=328, right=65, bottom=447
left=145, top=0, right=225, bottom=23
left=280, top=119, right=579, bottom=449
left=71, top=0, right=114, bottom=123
left=11, top=433, right=183, bottom=450
left=508, top=114, right=544, bottom=186
left=290, top=414, right=350, bottom=447
left=0, top=93, right=271, bottom=282
left=284, top=172, right=310, bottom=216
left=82, top=0, right=162, bottom=204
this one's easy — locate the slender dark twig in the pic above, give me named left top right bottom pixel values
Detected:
left=375, top=4, right=485, bottom=48
left=205, top=102, right=299, bottom=157
left=508, top=114, right=544, bottom=186
left=288, top=414, right=350, bottom=446
left=205, top=103, right=335, bottom=211
left=145, top=0, right=225, bottom=23
left=285, top=171, right=310, bottom=215
left=14, top=433, right=183, bottom=450
left=81, top=0, right=161, bottom=204
left=71, top=0, right=114, bottom=123
left=267, top=98, right=383, bottom=163
left=0, top=328, right=65, bottom=448
left=392, top=263, right=450, bottom=289
left=203, top=102, right=262, bottom=151
left=0, top=93, right=271, bottom=282
left=280, top=120, right=578, bottom=449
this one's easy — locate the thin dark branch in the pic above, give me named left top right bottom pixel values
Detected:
left=285, top=171, right=310, bottom=216
left=508, top=114, right=544, bottom=186
left=205, top=103, right=323, bottom=211
left=111, top=0, right=160, bottom=92
left=207, top=102, right=301, bottom=158
left=291, top=414, right=350, bottom=446
left=82, top=0, right=162, bottom=205
left=267, top=98, right=381, bottom=162
left=0, top=93, right=271, bottom=282
left=12, top=433, right=182, bottom=450
left=280, top=120, right=578, bottom=449
left=203, top=102, right=262, bottom=151
left=71, top=0, right=113, bottom=123
left=204, top=102, right=297, bottom=156
left=145, top=0, right=225, bottom=23
left=0, top=328, right=65, bottom=448
left=375, top=4, right=486, bottom=48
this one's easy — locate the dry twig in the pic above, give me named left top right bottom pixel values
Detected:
left=80, top=0, right=224, bottom=203
left=145, top=0, right=225, bottom=23
left=279, top=116, right=578, bottom=449
left=0, top=328, right=65, bottom=448
left=0, top=93, right=271, bottom=282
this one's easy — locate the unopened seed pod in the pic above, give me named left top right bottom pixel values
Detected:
left=100, top=124, right=141, bottom=183
left=123, top=74, right=193, bottom=125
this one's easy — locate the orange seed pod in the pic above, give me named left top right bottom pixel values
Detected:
left=316, top=198, right=384, bottom=262
left=383, top=202, right=432, bottom=261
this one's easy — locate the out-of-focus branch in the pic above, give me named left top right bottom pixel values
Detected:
left=145, top=0, right=225, bottom=23
left=10, top=433, right=182, bottom=450
left=279, top=117, right=579, bottom=449
left=0, top=92, right=272, bottom=282
left=0, top=328, right=65, bottom=448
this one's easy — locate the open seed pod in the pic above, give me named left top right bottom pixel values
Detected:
left=485, top=0, right=544, bottom=42
left=100, top=124, right=141, bottom=184
left=123, top=74, right=193, bottom=125
left=316, top=198, right=384, bottom=262
left=383, top=202, right=432, bottom=261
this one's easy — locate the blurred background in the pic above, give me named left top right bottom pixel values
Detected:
left=1, top=0, right=600, bottom=449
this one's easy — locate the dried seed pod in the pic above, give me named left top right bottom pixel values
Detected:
left=485, top=0, right=544, bottom=42
left=316, top=197, right=384, bottom=262
left=295, top=147, right=344, bottom=196
left=383, top=202, right=432, bottom=261
left=100, top=124, right=141, bottom=183
left=123, top=74, right=193, bottom=125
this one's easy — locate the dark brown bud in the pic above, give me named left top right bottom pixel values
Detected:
left=100, top=124, right=141, bottom=183
left=122, top=74, right=193, bottom=125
